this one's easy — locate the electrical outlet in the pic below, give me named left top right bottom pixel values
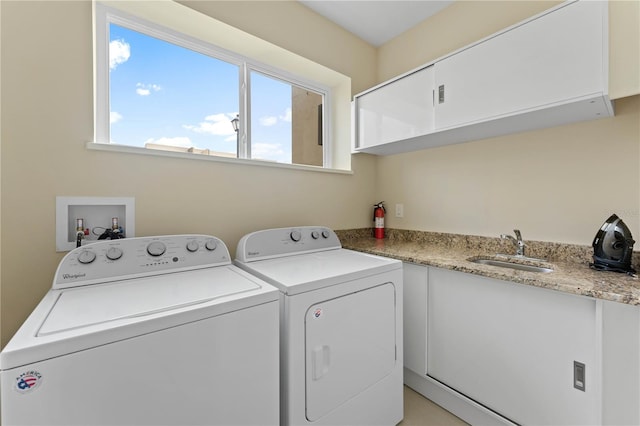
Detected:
left=395, top=203, right=404, bottom=218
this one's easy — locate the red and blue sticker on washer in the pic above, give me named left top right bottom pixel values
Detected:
left=15, top=370, right=42, bottom=393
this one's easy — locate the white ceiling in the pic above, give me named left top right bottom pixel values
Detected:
left=298, top=1, right=454, bottom=47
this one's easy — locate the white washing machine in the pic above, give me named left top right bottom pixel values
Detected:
left=1, top=235, right=280, bottom=426
left=235, top=226, right=403, bottom=426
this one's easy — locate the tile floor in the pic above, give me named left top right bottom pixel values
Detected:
left=401, top=386, right=468, bottom=426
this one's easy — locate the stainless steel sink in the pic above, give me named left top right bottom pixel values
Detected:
left=470, top=258, right=553, bottom=273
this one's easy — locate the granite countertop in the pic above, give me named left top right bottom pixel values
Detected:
left=336, top=229, right=640, bottom=306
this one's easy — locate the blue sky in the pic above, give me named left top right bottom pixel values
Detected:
left=109, top=24, right=293, bottom=162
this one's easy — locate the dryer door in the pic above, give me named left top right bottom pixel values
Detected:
left=305, top=282, right=396, bottom=421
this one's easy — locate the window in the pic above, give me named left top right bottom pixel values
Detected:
left=95, top=4, right=329, bottom=168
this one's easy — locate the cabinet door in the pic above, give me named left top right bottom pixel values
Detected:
left=602, top=301, right=640, bottom=426
left=428, top=267, right=599, bottom=425
left=356, top=66, right=434, bottom=149
left=434, top=0, right=605, bottom=130
left=402, top=263, right=428, bottom=375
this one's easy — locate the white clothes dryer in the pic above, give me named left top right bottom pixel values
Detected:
left=1, top=235, right=280, bottom=426
left=235, top=226, right=403, bottom=426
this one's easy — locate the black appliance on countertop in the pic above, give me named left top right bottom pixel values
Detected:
left=590, top=214, right=636, bottom=274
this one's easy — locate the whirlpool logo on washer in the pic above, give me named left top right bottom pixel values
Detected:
left=63, top=273, right=86, bottom=280
left=15, top=370, right=43, bottom=394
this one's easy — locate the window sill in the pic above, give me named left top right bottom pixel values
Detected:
left=87, top=142, right=353, bottom=175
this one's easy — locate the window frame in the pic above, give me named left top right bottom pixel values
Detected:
left=94, top=3, right=333, bottom=168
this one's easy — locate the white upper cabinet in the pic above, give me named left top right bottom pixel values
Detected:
left=355, top=66, right=434, bottom=150
left=353, top=0, right=613, bottom=155
left=434, top=0, right=607, bottom=130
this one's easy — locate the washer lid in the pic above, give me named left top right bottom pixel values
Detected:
left=39, top=267, right=260, bottom=336
left=1, top=265, right=278, bottom=370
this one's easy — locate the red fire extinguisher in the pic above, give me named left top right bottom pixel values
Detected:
left=373, top=202, right=386, bottom=239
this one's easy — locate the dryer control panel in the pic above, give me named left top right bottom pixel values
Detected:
left=53, top=235, right=230, bottom=289
left=236, top=226, right=341, bottom=262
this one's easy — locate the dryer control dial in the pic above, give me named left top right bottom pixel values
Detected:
left=311, top=231, right=320, bottom=239
left=146, top=241, right=166, bottom=257
left=290, top=230, right=302, bottom=242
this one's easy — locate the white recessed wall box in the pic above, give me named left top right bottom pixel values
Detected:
left=56, top=196, right=135, bottom=252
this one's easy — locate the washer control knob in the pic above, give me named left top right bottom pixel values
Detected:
left=77, top=250, right=96, bottom=264
left=205, top=239, right=218, bottom=251
left=186, top=240, right=200, bottom=252
left=147, top=241, right=166, bottom=257
left=106, top=247, right=123, bottom=261
left=322, top=230, right=330, bottom=239
left=311, top=231, right=320, bottom=239
left=290, top=230, right=302, bottom=242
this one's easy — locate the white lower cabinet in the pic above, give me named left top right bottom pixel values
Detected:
left=403, top=263, right=640, bottom=425
left=403, top=263, right=428, bottom=375
left=427, top=267, right=599, bottom=425
left=601, top=300, right=640, bottom=426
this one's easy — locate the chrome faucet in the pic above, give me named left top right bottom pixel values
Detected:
left=501, top=229, right=525, bottom=256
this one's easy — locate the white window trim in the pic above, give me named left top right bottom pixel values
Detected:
left=85, top=141, right=352, bottom=175
left=93, top=1, right=347, bottom=171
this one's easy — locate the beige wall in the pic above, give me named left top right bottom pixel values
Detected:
left=610, top=0, right=640, bottom=99
left=0, top=0, right=377, bottom=346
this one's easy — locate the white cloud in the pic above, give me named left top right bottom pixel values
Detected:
left=183, top=113, right=237, bottom=136
left=144, top=137, right=193, bottom=148
left=259, top=107, right=291, bottom=127
left=251, top=142, right=288, bottom=162
left=110, top=111, right=123, bottom=124
left=259, top=116, right=278, bottom=127
left=109, top=39, right=130, bottom=70
left=136, top=83, right=161, bottom=96
left=280, top=107, right=292, bottom=122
